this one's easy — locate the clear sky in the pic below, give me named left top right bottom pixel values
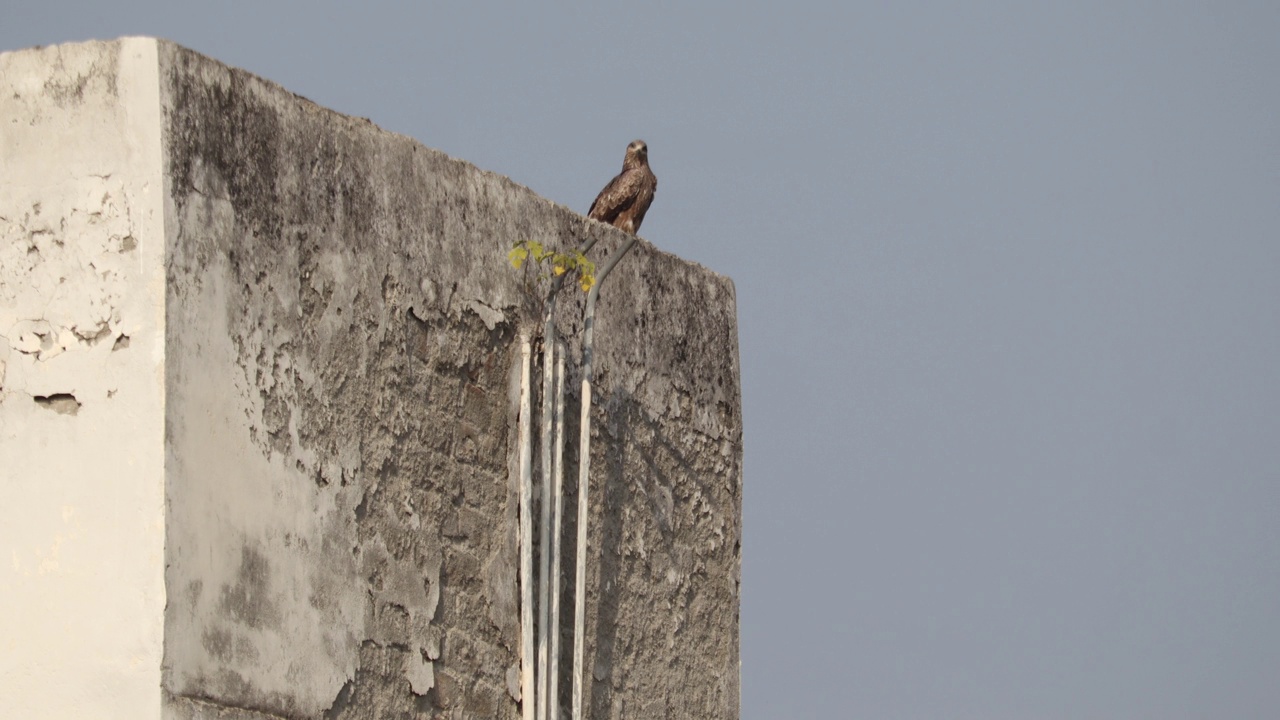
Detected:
left=6, top=3, right=1280, bottom=717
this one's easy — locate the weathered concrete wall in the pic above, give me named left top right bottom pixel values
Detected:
left=0, top=39, right=168, bottom=720
left=2, top=37, right=741, bottom=720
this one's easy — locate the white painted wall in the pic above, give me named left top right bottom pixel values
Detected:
left=0, top=38, right=167, bottom=720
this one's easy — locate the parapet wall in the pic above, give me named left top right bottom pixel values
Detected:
left=1, top=37, right=742, bottom=720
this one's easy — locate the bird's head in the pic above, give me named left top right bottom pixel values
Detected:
left=624, top=139, right=649, bottom=167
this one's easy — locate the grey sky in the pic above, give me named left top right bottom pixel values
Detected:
left=6, top=2, right=1280, bottom=717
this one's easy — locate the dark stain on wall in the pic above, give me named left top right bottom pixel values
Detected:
left=160, top=40, right=741, bottom=720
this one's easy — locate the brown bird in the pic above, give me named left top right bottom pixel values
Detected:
left=587, top=139, right=657, bottom=235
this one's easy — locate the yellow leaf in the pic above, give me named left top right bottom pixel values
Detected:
left=508, top=246, right=529, bottom=269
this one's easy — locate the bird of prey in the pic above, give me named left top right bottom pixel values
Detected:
left=587, top=139, right=657, bottom=235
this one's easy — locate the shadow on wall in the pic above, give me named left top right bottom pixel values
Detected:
left=549, top=381, right=738, bottom=719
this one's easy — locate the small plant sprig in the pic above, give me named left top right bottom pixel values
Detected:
left=509, top=240, right=596, bottom=292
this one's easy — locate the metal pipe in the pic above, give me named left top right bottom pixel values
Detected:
left=548, top=341, right=567, bottom=720
left=539, top=232, right=601, bottom=719
left=570, top=355, right=592, bottom=720
left=518, top=338, right=536, bottom=720
left=537, top=338, right=555, bottom=720
left=572, top=236, right=639, bottom=720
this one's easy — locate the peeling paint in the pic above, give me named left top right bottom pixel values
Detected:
left=32, top=392, right=80, bottom=415
left=157, top=37, right=741, bottom=720
left=1, top=37, right=168, bottom=720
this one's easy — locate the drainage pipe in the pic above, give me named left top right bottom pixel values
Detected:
left=537, top=338, right=555, bottom=720
left=517, top=338, right=536, bottom=720
left=571, top=236, right=639, bottom=720
left=548, top=341, right=567, bottom=720
left=539, top=234, right=601, bottom=719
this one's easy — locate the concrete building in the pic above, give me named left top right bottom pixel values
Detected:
left=1, top=38, right=742, bottom=719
